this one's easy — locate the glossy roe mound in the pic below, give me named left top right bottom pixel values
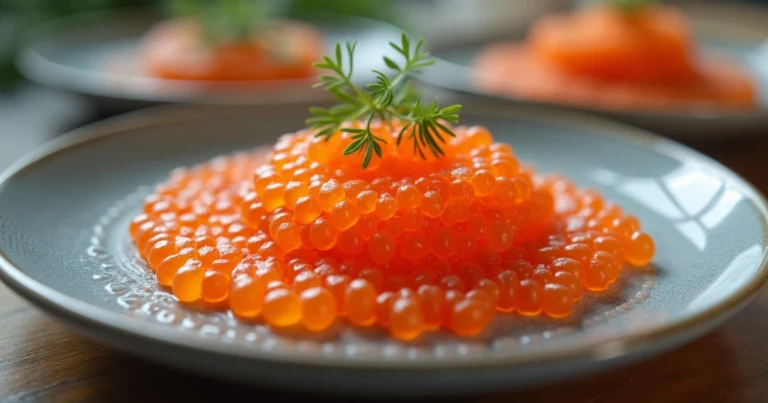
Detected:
left=130, top=122, right=655, bottom=340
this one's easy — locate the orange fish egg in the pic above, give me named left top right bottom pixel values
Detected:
left=345, top=278, right=377, bottom=326
left=263, top=288, right=302, bottom=327
left=300, top=287, right=338, bottom=331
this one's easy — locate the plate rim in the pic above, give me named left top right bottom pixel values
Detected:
left=0, top=103, right=767, bottom=370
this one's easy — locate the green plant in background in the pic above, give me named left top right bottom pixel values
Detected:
left=0, top=0, right=155, bottom=90
left=0, top=0, right=398, bottom=91
left=164, top=0, right=281, bottom=45
left=286, top=0, right=397, bottom=24
left=0, top=12, right=21, bottom=90
left=164, top=0, right=398, bottom=44
left=589, top=0, right=656, bottom=13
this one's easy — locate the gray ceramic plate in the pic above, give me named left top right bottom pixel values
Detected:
left=15, top=8, right=402, bottom=109
left=0, top=104, right=767, bottom=397
left=418, top=2, right=768, bottom=139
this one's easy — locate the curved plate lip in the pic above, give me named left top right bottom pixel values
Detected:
left=420, top=2, right=768, bottom=121
left=14, top=7, right=401, bottom=106
left=0, top=103, right=767, bottom=370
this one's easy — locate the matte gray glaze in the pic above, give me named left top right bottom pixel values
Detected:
left=418, top=3, right=768, bottom=139
left=0, top=105, right=766, bottom=397
left=16, top=9, right=403, bottom=109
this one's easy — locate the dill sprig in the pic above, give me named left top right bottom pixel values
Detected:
left=307, top=34, right=462, bottom=169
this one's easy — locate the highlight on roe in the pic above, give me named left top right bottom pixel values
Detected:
left=129, top=33, right=655, bottom=341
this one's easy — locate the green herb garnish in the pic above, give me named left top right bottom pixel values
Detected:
left=592, top=0, right=656, bottom=13
left=307, top=34, right=462, bottom=169
left=165, top=0, right=278, bottom=45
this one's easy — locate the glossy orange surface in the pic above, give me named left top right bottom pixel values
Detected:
left=130, top=122, right=654, bottom=340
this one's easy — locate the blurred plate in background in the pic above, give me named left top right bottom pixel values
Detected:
left=15, top=8, right=403, bottom=111
left=416, top=2, right=768, bottom=139
left=402, top=0, right=569, bottom=43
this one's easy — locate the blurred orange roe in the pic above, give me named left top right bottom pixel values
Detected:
left=130, top=122, right=655, bottom=340
left=141, top=19, right=323, bottom=81
left=472, top=4, right=757, bottom=110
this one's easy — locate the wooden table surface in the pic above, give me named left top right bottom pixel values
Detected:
left=2, top=88, right=768, bottom=402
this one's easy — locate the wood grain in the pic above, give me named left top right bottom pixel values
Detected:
left=2, top=283, right=768, bottom=402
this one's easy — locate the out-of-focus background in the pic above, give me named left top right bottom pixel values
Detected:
left=0, top=0, right=766, bottom=203
left=4, top=0, right=764, bottom=91
left=3, top=1, right=768, bottom=401
left=0, top=0, right=570, bottom=168
left=0, top=0, right=764, bottom=171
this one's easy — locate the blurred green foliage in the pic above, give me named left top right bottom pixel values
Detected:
left=286, top=0, right=397, bottom=23
left=162, top=0, right=396, bottom=47
left=0, top=0, right=155, bottom=90
left=0, top=0, right=396, bottom=90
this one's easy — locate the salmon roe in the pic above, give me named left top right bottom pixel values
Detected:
left=130, top=122, right=654, bottom=341
left=471, top=4, right=757, bottom=110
